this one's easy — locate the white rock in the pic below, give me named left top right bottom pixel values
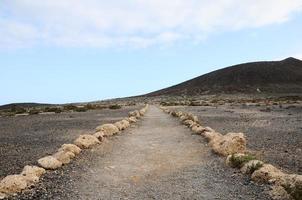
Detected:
left=38, top=156, right=63, bottom=170
left=53, top=150, right=75, bottom=164
left=191, top=125, right=205, bottom=134
left=74, top=134, right=100, bottom=149
left=251, top=164, right=285, bottom=184
left=114, top=121, right=124, bottom=131
left=0, top=175, right=27, bottom=195
left=93, top=131, right=105, bottom=141
left=128, top=117, right=137, bottom=123
left=210, top=132, right=246, bottom=156
left=129, top=110, right=140, bottom=118
left=20, top=165, right=45, bottom=184
left=58, top=144, right=81, bottom=155
left=0, top=192, right=6, bottom=199
left=183, top=120, right=195, bottom=127
left=96, top=124, right=119, bottom=136
left=121, top=119, right=130, bottom=129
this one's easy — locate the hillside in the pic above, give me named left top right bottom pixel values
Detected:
left=147, top=57, right=302, bottom=96
left=0, top=103, right=54, bottom=111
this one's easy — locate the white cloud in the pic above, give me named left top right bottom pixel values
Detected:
left=1, top=0, right=302, bottom=48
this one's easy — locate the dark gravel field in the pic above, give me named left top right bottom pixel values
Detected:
left=173, top=103, right=302, bottom=174
left=0, top=105, right=140, bottom=178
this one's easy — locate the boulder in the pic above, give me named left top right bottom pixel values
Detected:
left=128, top=117, right=137, bottom=123
left=53, top=150, right=75, bottom=164
left=0, top=175, right=27, bottom=195
left=21, top=165, right=45, bottom=177
left=139, top=110, right=145, bottom=116
left=96, top=124, right=119, bottom=136
left=171, top=111, right=178, bottom=117
left=0, top=192, right=6, bottom=199
left=202, top=128, right=222, bottom=142
left=269, top=185, right=292, bottom=200
left=210, top=132, right=246, bottom=156
left=74, top=134, right=100, bottom=149
left=191, top=125, right=205, bottom=134
left=187, top=113, right=198, bottom=122
left=282, top=174, right=302, bottom=200
left=121, top=119, right=130, bottom=129
left=38, top=156, right=63, bottom=170
left=20, top=165, right=45, bottom=185
left=183, top=120, right=195, bottom=127
left=93, top=131, right=105, bottom=142
left=114, top=121, right=124, bottom=131
left=129, top=110, right=140, bottom=118
left=176, top=111, right=183, bottom=117
left=180, top=115, right=189, bottom=122
left=58, top=144, right=81, bottom=155
left=251, top=164, right=286, bottom=184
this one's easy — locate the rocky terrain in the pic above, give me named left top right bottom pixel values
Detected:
left=168, top=102, right=302, bottom=174
left=0, top=105, right=140, bottom=179
left=8, top=106, right=271, bottom=200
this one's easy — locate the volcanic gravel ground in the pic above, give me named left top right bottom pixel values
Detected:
left=0, top=106, right=140, bottom=178
left=11, top=106, right=271, bottom=200
left=173, top=103, right=302, bottom=174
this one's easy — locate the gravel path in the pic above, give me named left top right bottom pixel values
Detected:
left=174, top=104, right=302, bottom=174
left=0, top=106, right=139, bottom=178
left=13, top=105, right=271, bottom=200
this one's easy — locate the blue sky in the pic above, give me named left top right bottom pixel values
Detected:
left=1, top=0, right=302, bottom=105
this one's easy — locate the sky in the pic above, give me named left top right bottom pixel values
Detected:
left=1, top=0, right=302, bottom=105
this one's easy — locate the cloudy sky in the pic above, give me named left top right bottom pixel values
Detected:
left=1, top=0, right=302, bottom=104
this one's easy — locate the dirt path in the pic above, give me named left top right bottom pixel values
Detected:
left=14, top=105, right=271, bottom=200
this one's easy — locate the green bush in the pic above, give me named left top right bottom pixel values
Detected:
left=229, top=154, right=256, bottom=168
left=63, top=104, right=77, bottom=111
left=247, top=162, right=263, bottom=174
left=11, top=106, right=27, bottom=114
left=43, top=107, right=62, bottom=113
left=29, top=109, right=40, bottom=115
left=74, top=107, right=88, bottom=112
left=109, top=104, right=122, bottom=109
left=85, top=104, right=95, bottom=110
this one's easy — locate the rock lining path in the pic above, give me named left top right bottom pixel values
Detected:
left=14, top=106, right=271, bottom=199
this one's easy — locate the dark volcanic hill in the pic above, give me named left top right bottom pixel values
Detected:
left=147, top=57, right=302, bottom=96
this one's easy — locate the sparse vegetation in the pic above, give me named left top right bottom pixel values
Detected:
left=109, top=104, right=122, bottom=109
left=11, top=106, right=27, bottom=114
left=246, top=162, right=263, bottom=174
left=43, top=107, right=62, bottom=113
left=29, top=109, right=40, bottom=115
left=85, top=103, right=95, bottom=110
left=63, top=104, right=77, bottom=111
left=229, top=154, right=256, bottom=168
left=74, top=107, right=88, bottom=112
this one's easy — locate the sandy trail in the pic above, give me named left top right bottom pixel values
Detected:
left=14, top=105, right=270, bottom=199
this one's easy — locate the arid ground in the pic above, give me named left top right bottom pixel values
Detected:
left=171, top=103, right=302, bottom=174
left=0, top=106, right=140, bottom=179
left=9, top=106, right=271, bottom=200
left=1, top=101, right=301, bottom=199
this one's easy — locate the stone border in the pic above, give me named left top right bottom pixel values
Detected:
left=0, top=105, right=149, bottom=199
left=160, top=106, right=301, bottom=200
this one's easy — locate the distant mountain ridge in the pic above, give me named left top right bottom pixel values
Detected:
left=0, top=103, right=55, bottom=110
left=146, top=57, right=302, bottom=96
